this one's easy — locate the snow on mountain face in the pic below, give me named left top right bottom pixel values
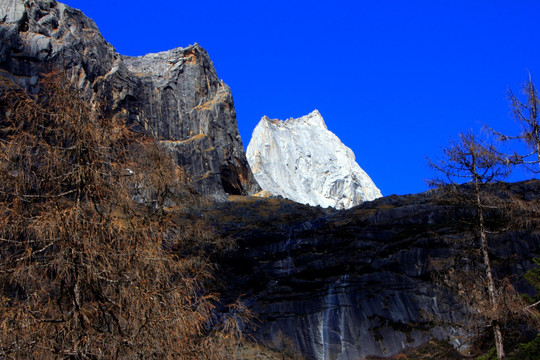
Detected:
left=247, top=110, right=382, bottom=209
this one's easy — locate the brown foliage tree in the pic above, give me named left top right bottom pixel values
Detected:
left=428, top=131, right=512, bottom=359
left=0, top=73, right=245, bottom=359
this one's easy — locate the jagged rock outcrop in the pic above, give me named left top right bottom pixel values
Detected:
left=209, top=180, right=540, bottom=359
left=247, top=110, right=382, bottom=209
left=0, top=0, right=259, bottom=198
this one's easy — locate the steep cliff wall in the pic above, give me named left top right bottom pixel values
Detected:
left=210, top=181, right=540, bottom=359
left=0, top=0, right=259, bottom=198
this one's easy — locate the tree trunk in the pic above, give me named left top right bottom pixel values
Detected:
left=476, top=185, right=505, bottom=359
left=529, top=79, right=540, bottom=173
left=536, top=129, right=540, bottom=172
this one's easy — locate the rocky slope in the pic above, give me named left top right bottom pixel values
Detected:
left=0, top=0, right=259, bottom=198
left=247, top=110, right=382, bottom=209
left=208, top=180, right=540, bottom=359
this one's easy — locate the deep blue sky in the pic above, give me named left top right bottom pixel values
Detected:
left=63, top=0, right=540, bottom=196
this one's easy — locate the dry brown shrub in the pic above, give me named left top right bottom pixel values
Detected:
left=0, top=73, right=247, bottom=359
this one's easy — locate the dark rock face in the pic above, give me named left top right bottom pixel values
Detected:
left=0, top=0, right=259, bottom=198
left=210, top=181, right=540, bottom=359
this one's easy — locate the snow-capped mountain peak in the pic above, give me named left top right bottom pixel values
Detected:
left=247, top=110, right=382, bottom=209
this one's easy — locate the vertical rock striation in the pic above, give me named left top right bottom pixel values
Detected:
left=210, top=180, right=540, bottom=359
left=0, top=0, right=260, bottom=198
left=247, top=110, right=381, bottom=209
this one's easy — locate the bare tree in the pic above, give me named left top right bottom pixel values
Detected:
left=489, top=75, right=540, bottom=173
left=0, top=73, right=247, bottom=359
left=428, top=131, right=512, bottom=360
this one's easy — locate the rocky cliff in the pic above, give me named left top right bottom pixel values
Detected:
left=209, top=180, right=540, bottom=359
left=0, top=0, right=259, bottom=198
left=247, top=110, right=382, bottom=209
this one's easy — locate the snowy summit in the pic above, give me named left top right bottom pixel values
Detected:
left=247, top=110, right=382, bottom=209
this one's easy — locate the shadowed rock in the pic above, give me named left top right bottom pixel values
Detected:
left=209, top=180, right=540, bottom=359
left=0, top=0, right=260, bottom=198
